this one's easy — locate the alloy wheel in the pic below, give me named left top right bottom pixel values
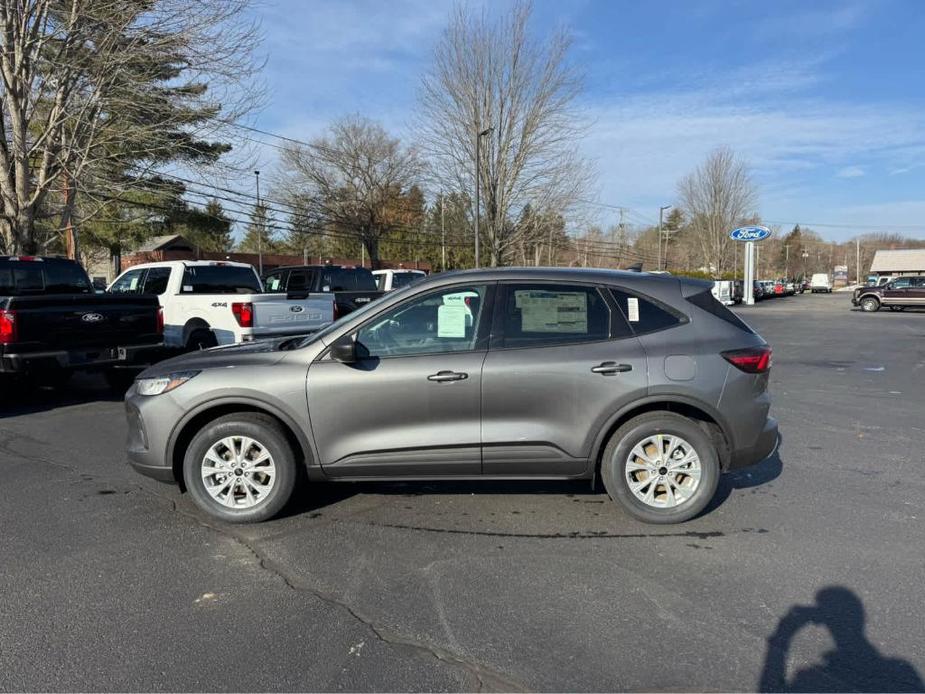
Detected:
left=201, top=436, right=276, bottom=509
left=624, top=434, right=701, bottom=508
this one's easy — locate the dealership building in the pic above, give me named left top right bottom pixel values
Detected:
left=868, top=249, right=925, bottom=279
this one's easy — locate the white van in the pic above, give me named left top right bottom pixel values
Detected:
left=810, top=273, right=833, bottom=293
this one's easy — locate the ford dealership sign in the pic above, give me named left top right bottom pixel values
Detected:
left=729, top=225, right=771, bottom=242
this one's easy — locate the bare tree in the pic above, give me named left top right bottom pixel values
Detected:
left=417, top=1, right=593, bottom=266
left=0, top=0, right=261, bottom=255
left=276, top=115, right=424, bottom=268
left=678, top=146, right=757, bottom=274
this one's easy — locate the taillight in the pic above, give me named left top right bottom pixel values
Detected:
left=231, top=302, right=254, bottom=328
left=0, top=309, right=17, bottom=344
left=156, top=306, right=164, bottom=334
left=722, top=346, right=772, bottom=374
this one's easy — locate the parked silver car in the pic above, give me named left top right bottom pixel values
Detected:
left=125, top=268, right=778, bottom=524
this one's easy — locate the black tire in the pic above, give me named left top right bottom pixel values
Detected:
left=600, top=412, right=720, bottom=524
left=186, top=328, right=218, bottom=351
left=860, top=296, right=880, bottom=313
left=183, top=413, right=298, bottom=523
left=103, top=368, right=136, bottom=394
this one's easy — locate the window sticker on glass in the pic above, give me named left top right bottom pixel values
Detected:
left=518, top=290, right=587, bottom=333
left=183, top=285, right=193, bottom=292
left=627, top=297, right=640, bottom=322
left=437, top=304, right=468, bottom=337
left=129, top=276, right=140, bottom=290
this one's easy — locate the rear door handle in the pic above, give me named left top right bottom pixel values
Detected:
left=427, top=370, right=468, bottom=382
left=591, top=361, right=632, bottom=375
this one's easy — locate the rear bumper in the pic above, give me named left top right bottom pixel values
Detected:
left=728, top=416, right=779, bottom=471
left=0, top=342, right=163, bottom=373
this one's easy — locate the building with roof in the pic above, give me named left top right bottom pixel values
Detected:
left=869, top=249, right=925, bottom=278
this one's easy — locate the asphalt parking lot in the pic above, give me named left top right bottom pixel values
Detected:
left=1, top=292, right=923, bottom=692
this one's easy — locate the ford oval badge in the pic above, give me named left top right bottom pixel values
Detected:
left=289, top=305, right=304, bottom=313
left=729, top=225, right=771, bottom=242
left=81, top=312, right=105, bottom=323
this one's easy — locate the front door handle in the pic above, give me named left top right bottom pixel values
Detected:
left=591, top=361, right=632, bottom=375
left=427, top=370, right=469, bottom=382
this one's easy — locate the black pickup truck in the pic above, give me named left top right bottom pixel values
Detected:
left=262, top=265, right=385, bottom=319
left=0, top=256, right=162, bottom=387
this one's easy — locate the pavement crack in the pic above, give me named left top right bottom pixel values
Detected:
left=147, top=488, right=527, bottom=693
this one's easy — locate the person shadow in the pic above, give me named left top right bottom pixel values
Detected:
left=759, top=586, right=924, bottom=692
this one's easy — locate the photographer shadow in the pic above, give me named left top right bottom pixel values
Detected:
left=759, top=586, right=924, bottom=692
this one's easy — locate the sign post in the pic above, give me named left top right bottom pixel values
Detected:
left=729, top=225, right=772, bottom=305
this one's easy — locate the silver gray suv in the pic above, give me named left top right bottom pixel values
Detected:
left=126, top=268, right=778, bottom=524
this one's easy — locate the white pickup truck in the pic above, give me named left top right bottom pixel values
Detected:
left=108, top=260, right=334, bottom=349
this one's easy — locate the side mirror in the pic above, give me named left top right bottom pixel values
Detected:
left=330, top=335, right=356, bottom=363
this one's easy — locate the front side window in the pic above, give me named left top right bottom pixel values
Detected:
left=498, top=284, right=611, bottom=348
left=109, top=268, right=145, bottom=294
left=356, top=284, right=488, bottom=358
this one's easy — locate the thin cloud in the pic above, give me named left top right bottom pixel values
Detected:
left=836, top=166, right=865, bottom=178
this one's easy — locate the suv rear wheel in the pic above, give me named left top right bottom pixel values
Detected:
left=183, top=413, right=297, bottom=523
left=860, top=296, right=880, bottom=312
left=601, top=412, right=720, bottom=524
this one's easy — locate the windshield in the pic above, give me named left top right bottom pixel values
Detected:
left=285, top=283, right=415, bottom=350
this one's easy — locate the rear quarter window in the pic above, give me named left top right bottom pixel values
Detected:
left=610, top=287, right=687, bottom=336
left=686, top=290, right=754, bottom=333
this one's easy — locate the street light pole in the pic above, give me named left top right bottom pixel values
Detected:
left=474, top=126, right=493, bottom=268
left=254, top=170, right=262, bottom=275
left=657, top=205, right=671, bottom=270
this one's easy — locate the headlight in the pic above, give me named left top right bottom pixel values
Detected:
left=135, top=370, right=200, bottom=396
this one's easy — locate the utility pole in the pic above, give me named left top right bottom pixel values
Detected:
left=784, top=244, right=790, bottom=279
left=254, top=170, right=262, bottom=275
left=441, top=195, right=446, bottom=271
left=856, top=238, right=861, bottom=285
left=474, top=126, right=493, bottom=267
left=657, top=205, right=671, bottom=270
left=618, top=208, right=626, bottom=267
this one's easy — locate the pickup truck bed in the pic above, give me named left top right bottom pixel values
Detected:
left=262, top=264, right=385, bottom=317
left=1, top=257, right=162, bottom=376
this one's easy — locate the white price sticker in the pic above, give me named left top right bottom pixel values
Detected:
left=627, top=297, right=640, bottom=322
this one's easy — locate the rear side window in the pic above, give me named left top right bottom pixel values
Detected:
left=323, top=268, right=377, bottom=291
left=141, top=267, right=171, bottom=295
left=0, top=262, right=44, bottom=294
left=391, top=271, right=424, bottom=289
left=686, top=290, right=754, bottom=333
left=44, top=261, right=92, bottom=293
left=610, top=288, right=686, bottom=336
left=180, top=266, right=261, bottom=294
left=498, top=284, right=611, bottom=348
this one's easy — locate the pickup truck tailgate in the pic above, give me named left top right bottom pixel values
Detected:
left=7, top=294, right=161, bottom=352
left=252, top=294, right=334, bottom=337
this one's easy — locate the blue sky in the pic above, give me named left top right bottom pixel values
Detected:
left=244, top=0, right=925, bottom=240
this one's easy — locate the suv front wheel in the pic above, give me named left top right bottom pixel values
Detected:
left=860, top=296, right=880, bottom=312
left=183, top=413, right=297, bottom=523
left=601, top=412, right=720, bottom=524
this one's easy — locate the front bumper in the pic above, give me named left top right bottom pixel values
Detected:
left=728, top=416, right=779, bottom=470
left=1, top=342, right=163, bottom=374
left=125, top=387, right=184, bottom=485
